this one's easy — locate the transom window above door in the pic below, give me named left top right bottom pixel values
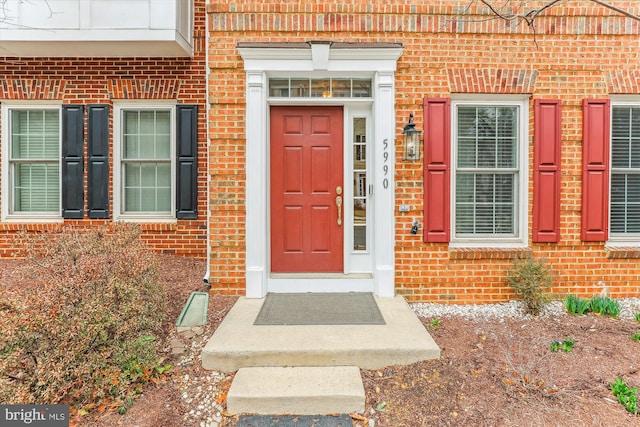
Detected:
left=269, top=78, right=372, bottom=98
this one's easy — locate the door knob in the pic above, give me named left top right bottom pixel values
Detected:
left=336, top=195, right=343, bottom=226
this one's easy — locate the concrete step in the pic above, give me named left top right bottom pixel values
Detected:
left=202, top=295, right=440, bottom=373
left=226, top=366, right=365, bottom=415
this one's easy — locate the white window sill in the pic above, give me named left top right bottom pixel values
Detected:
left=1, top=216, right=64, bottom=224
left=114, top=216, right=176, bottom=224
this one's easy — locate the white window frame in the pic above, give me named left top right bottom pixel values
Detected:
left=113, top=101, right=176, bottom=222
left=608, top=96, right=640, bottom=245
left=1, top=101, right=63, bottom=222
left=450, top=95, right=529, bottom=248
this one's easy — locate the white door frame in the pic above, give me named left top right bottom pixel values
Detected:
left=239, top=42, right=403, bottom=298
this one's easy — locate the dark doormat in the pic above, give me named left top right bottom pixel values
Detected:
left=254, top=292, right=385, bottom=325
left=238, top=414, right=352, bottom=427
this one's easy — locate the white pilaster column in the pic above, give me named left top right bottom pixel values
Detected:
left=373, top=71, right=396, bottom=297
left=245, top=71, right=268, bottom=298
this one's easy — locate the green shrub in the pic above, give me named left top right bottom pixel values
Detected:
left=0, top=224, right=168, bottom=411
left=506, top=255, right=553, bottom=316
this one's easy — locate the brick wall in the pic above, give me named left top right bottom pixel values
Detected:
left=0, top=0, right=208, bottom=259
left=206, top=0, right=640, bottom=301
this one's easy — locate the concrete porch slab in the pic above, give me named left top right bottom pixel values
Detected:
left=201, top=295, right=440, bottom=373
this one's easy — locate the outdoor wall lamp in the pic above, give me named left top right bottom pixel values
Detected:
left=402, top=113, right=422, bottom=162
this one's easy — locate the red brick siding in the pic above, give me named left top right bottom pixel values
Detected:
left=0, top=0, right=208, bottom=259
left=205, top=0, right=640, bottom=301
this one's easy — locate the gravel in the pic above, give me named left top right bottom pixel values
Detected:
left=411, top=298, right=640, bottom=321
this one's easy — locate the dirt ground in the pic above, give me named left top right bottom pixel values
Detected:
left=3, top=255, right=640, bottom=426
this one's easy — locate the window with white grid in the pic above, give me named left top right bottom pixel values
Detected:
left=610, top=105, right=640, bottom=237
left=452, top=99, right=528, bottom=244
left=114, top=104, right=175, bottom=220
left=5, top=107, right=61, bottom=217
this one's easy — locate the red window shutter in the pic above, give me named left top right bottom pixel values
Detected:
left=533, top=99, right=562, bottom=243
left=423, top=98, right=451, bottom=242
left=581, top=99, right=610, bottom=241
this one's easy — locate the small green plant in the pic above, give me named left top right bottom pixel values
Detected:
left=589, top=296, right=621, bottom=318
left=563, top=294, right=591, bottom=315
left=611, top=377, right=639, bottom=414
left=506, top=255, right=553, bottom=316
left=634, top=313, right=640, bottom=323
left=550, top=338, right=574, bottom=353
left=428, top=318, right=441, bottom=330
left=630, top=333, right=640, bottom=342
left=563, top=294, right=621, bottom=318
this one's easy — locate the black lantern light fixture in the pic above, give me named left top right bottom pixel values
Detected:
left=402, top=113, right=422, bottom=161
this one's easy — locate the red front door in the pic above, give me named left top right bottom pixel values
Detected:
left=270, top=106, right=344, bottom=272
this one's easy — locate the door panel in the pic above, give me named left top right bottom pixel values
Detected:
left=271, top=106, right=344, bottom=272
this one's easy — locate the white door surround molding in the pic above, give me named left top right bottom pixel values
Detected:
left=239, top=41, right=403, bottom=298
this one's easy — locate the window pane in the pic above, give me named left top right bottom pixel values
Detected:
left=140, top=135, right=156, bottom=158
left=477, top=138, right=496, bottom=168
left=352, top=79, right=372, bottom=98
left=611, top=173, right=640, bottom=233
left=120, top=108, right=172, bottom=214
left=139, top=111, right=155, bottom=134
left=123, top=110, right=171, bottom=160
left=157, top=163, right=171, bottom=187
left=457, top=106, right=516, bottom=168
left=311, top=79, right=331, bottom=97
left=455, top=105, right=518, bottom=238
left=123, top=161, right=170, bottom=213
left=11, top=110, right=59, bottom=160
left=352, top=117, right=367, bottom=251
left=611, top=107, right=640, bottom=234
left=156, top=187, right=171, bottom=211
left=612, top=107, right=640, bottom=169
left=123, top=135, right=140, bottom=159
left=269, top=79, right=290, bottom=97
left=354, top=226, right=366, bottom=250
left=14, top=163, right=59, bottom=212
left=125, top=163, right=141, bottom=186
left=332, top=79, right=351, bottom=97
left=140, top=163, right=157, bottom=187
left=124, top=187, right=141, bottom=211
left=291, top=79, right=310, bottom=97
left=10, top=109, right=60, bottom=214
left=269, top=78, right=372, bottom=98
left=456, top=173, right=515, bottom=235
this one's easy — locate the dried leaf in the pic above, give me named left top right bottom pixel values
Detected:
left=215, top=392, right=228, bottom=404
left=350, top=412, right=367, bottom=421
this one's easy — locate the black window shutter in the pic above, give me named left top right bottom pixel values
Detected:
left=88, top=104, right=110, bottom=219
left=61, top=105, right=84, bottom=219
left=176, top=105, right=198, bottom=219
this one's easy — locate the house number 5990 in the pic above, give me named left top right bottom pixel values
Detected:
left=382, top=139, right=389, bottom=189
